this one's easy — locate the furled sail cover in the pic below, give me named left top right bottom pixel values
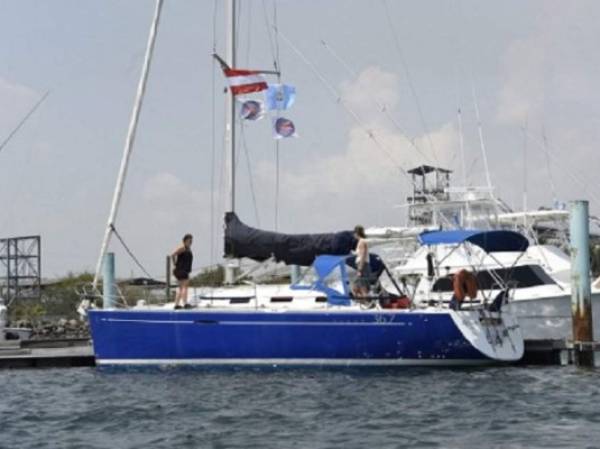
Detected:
left=224, top=212, right=356, bottom=266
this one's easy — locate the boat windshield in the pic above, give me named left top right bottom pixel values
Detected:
left=294, top=263, right=347, bottom=296
left=432, top=265, right=556, bottom=292
left=410, top=199, right=499, bottom=229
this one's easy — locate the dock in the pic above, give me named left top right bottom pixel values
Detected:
left=0, top=338, right=94, bottom=369
left=521, top=339, right=600, bottom=367
left=0, top=337, right=599, bottom=369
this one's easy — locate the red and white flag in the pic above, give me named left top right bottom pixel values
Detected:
left=223, top=68, right=268, bottom=96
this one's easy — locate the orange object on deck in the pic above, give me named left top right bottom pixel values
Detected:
left=452, top=270, right=478, bottom=302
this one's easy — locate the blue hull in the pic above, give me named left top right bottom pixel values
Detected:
left=88, top=309, right=493, bottom=366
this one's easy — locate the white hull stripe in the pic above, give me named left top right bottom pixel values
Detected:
left=96, top=358, right=496, bottom=366
left=103, top=318, right=412, bottom=326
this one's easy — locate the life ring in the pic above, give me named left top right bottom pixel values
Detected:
left=452, top=270, right=478, bottom=302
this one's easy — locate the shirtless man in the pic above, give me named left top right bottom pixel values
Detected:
left=352, top=225, right=370, bottom=299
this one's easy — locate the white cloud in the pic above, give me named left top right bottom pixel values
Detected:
left=496, top=1, right=600, bottom=126
left=142, top=171, right=210, bottom=228
left=493, top=1, right=600, bottom=215
left=339, top=65, right=400, bottom=120
left=255, top=66, right=458, bottom=228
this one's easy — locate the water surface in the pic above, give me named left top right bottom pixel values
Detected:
left=1, top=366, right=599, bottom=448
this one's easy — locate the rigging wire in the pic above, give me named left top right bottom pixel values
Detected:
left=0, top=90, right=50, bottom=154
left=261, top=0, right=282, bottom=230
left=273, top=1, right=281, bottom=71
left=453, top=0, right=494, bottom=193
left=275, top=28, right=460, bottom=226
left=110, top=225, right=153, bottom=279
left=453, top=64, right=467, bottom=186
left=245, top=0, right=253, bottom=66
left=380, top=0, right=440, bottom=166
left=456, top=103, right=467, bottom=185
left=261, top=0, right=279, bottom=72
left=541, top=126, right=558, bottom=205
left=521, top=118, right=528, bottom=227
left=277, top=32, right=404, bottom=175
left=239, top=123, right=261, bottom=227
left=274, top=140, right=280, bottom=230
left=524, top=129, right=600, bottom=207
left=452, top=0, right=468, bottom=186
left=471, top=80, right=493, bottom=194
left=235, top=0, right=242, bottom=54
left=209, top=0, right=219, bottom=266
left=273, top=1, right=282, bottom=231
left=320, top=40, right=438, bottom=168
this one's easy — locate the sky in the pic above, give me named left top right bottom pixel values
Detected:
left=1, top=0, right=599, bottom=279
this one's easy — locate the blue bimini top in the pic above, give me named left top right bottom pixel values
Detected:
left=418, top=229, right=529, bottom=253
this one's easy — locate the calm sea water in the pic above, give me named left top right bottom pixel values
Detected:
left=1, top=366, right=600, bottom=449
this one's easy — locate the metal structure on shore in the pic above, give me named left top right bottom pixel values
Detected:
left=0, top=235, right=41, bottom=305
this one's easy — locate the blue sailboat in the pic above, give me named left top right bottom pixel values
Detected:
left=88, top=229, right=525, bottom=366
left=84, top=0, right=524, bottom=367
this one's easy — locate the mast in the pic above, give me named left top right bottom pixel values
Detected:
left=225, top=0, right=237, bottom=213
left=92, top=0, right=164, bottom=289
left=223, top=0, right=238, bottom=284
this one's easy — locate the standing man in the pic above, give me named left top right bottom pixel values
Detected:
left=352, top=225, right=370, bottom=299
left=172, top=234, right=193, bottom=309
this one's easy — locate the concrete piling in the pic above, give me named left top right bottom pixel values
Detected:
left=290, top=265, right=301, bottom=284
left=102, top=252, right=116, bottom=309
left=569, top=200, right=595, bottom=366
left=166, top=255, right=172, bottom=301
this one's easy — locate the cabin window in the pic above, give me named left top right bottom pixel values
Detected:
left=432, top=265, right=556, bottom=292
left=270, top=296, right=293, bottom=302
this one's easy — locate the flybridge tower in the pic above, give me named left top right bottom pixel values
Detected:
left=406, top=165, right=451, bottom=226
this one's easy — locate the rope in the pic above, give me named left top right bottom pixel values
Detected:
left=110, top=225, right=153, bottom=279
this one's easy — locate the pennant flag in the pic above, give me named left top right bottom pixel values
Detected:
left=223, top=68, right=268, bottom=96
left=273, top=117, right=297, bottom=139
left=266, top=84, right=296, bottom=110
left=238, top=99, right=265, bottom=121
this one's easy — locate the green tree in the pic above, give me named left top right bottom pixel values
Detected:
left=190, top=265, right=225, bottom=287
